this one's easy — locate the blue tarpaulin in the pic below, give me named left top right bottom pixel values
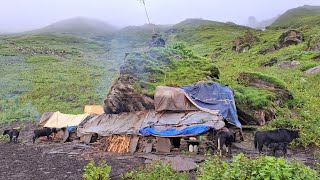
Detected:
left=138, top=111, right=224, bottom=137
left=67, top=126, right=77, bottom=133
left=181, top=82, right=242, bottom=127
left=139, top=125, right=211, bottom=137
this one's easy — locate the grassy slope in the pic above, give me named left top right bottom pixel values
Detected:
left=0, top=23, right=164, bottom=123
left=269, top=5, right=320, bottom=29
left=0, top=34, right=117, bottom=122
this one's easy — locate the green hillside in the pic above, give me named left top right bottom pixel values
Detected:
left=1, top=7, right=320, bottom=147
left=269, top=5, right=320, bottom=29
left=0, top=21, right=165, bottom=122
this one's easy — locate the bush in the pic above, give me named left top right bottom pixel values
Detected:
left=197, top=154, right=319, bottom=180
left=83, top=160, right=111, bottom=180
left=122, top=161, right=188, bottom=180
left=172, top=43, right=196, bottom=58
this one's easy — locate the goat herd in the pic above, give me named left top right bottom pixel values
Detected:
left=2, top=127, right=299, bottom=157
left=3, top=127, right=57, bottom=144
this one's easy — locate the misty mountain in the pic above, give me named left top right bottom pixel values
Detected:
left=269, top=5, right=320, bottom=29
left=33, top=17, right=117, bottom=35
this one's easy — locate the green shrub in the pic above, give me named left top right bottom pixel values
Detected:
left=122, top=161, right=188, bottom=180
left=172, top=42, right=196, bottom=58
left=198, top=154, right=319, bottom=180
left=83, top=160, right=111, bottom=180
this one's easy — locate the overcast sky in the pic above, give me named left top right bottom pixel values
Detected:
left=0, top=0, right=319, bottom=32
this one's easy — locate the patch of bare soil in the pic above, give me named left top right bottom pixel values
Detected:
left=0, top=143, right=88, bottom=180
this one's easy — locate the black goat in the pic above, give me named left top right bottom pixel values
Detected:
left=254, top=128, right=299, bottom=155
left=33, top=128, right=57, bottom=143
left=3, top=129, right=20, bottom=143
left=215, top=127, right=236, bottom=157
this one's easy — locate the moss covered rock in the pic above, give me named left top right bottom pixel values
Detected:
left=236, top=72, right=292, bottom=125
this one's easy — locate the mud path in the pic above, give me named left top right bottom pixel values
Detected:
left=0, top=143, right=88, bottom=180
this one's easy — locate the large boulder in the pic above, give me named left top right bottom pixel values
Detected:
left=304, top=66, right=320, bottom=74
left=277, top=61, right=300, bottom=68
left=277, top=30, right=304, bottom=48
left=263, top=58, right=278, bottom=67
left=104, top=75, right=154, bottom=114
left=238, top=72, right=292, bottom=100
left=232, top=32, right=259, bottom=53
left=236, top=73, right=292, bottom=125
left=237, top=104, right=276, bottom=126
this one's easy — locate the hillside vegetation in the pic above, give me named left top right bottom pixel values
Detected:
left=1, top=6, right=320, bottom=147
left=269, top=5, right=320, bottom=29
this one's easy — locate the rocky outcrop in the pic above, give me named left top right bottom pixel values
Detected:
left=238, top=73, right=292, bottom=100
left=277, top=61, right=300, bottom=68
left=104, top=75, right=154, bottom=114
left=237, top=104, right=275, bottom=126
left=277, top=30, right=304, bottom=48
left=260, top=30, right=304, bottom=55
left=149, top=34, right=165, bottom=47
left=263, top=58, right=278, bottom=67
left=232, top=32, right=259, bottom=53
left=236, top=73, right=292, bottom=125
left=304, top=66, right=320, bottom=74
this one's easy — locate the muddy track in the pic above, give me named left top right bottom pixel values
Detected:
left=0, top=143, right=88, bottom=180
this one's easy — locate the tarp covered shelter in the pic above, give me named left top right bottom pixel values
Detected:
left=139, top=111, right=224, bottom=137
left=77, top=111, right=148, bottom=138
left=181, top=82, right=242, bottom=127
left=43, top=112, right=89, bottom=129
left=78, top=81, right=240, bottom=140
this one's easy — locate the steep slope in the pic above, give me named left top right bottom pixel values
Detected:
left=269, top=5, right=320, bottom=29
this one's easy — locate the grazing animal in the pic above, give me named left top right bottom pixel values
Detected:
left=267, top=142, right=288, bottom=157
left=3, top=129, right=20, bottom=143
left=215, top=127, right=236, bottom=156
left=33, top=128, right=57, bottom=143
left=254, top=128, right=299, bottom=155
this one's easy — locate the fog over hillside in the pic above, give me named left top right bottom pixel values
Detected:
left=1, top=0, right=320, bottom=32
